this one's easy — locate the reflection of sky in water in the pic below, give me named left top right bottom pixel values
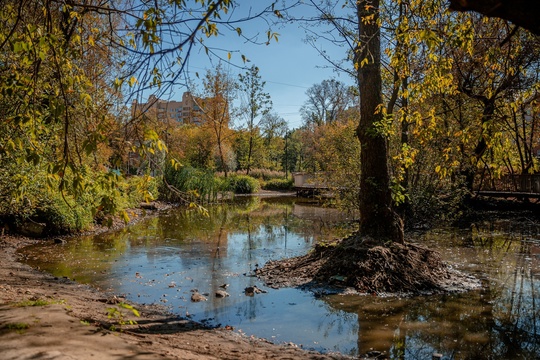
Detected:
left=98, top=220, right=359, bottom=353
left=21, top=198, right=540, bottom=358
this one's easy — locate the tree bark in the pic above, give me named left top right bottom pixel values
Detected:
left=355, top=0, right=404, bottom=244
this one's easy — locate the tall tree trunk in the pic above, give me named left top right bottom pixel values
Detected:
left=462, top=97, right=494, bottom=191
left=355, top=0, right=404, bottom=244
left=247, top=132, right=253, bottom=175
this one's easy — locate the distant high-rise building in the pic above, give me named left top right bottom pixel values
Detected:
left=131, top=92, right=204, bottom=125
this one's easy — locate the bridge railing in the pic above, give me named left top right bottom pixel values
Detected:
left=292, top=172, right=330, bottom=189
left=475, top=174, right=540, bottom=194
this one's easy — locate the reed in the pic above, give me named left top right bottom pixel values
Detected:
left=161, top=165, right=224, bottom=203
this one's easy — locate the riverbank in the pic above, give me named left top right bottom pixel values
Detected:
left=0, top=201, right=349, bottom=360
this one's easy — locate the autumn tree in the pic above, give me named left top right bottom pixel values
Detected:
left=238, top=65, right=272, bottom=174
left=198, top=64, right=237, bottom=177
left=260, top=111, right=288, bottom=170
left=0, top=0, right=130, bottom=231
left=352, top=0, right=404, bottom=242
left=300, top=79, right=356, bottom=127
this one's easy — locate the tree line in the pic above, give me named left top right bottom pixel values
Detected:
left=1, top=0, right=539, bottom=240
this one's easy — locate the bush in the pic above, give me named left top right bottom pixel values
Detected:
left=0, top=161, right=158, bottom=236
left=262, top=178, right=294, bottom=191
left=34, top=192, right=94, bottom=234
left=0, top=163, right=97, bottom=235
left=225, top=175, right=260, bottom=194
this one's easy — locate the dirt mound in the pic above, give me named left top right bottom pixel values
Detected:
left=257, top=234, right=480, bottom=295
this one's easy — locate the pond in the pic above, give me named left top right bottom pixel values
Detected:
left=21, top=196, right=540, bottom=359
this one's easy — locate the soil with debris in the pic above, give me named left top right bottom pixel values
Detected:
left=257, top=234, right=481, bottom=296
left=0, top=203, right=350, bottom=360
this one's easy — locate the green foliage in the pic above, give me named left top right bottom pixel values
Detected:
left=107, top=302, right=140, bottom=330
left=5, top=323, right=30, bottom=334
left=0, top=163, right=93, bottom=234
left=0, top=155, right=157, bottom=235
left=14, top=299, right=55, bottom=307
left=262, top=178, right=293, bottom=191
left=161, top=165, right=223, bottom=203
left=224, top=175, right=260, bottom=194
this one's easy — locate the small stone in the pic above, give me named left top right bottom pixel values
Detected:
left=215, top=290, right=229, bottom=298
left=244, top=285, right=266, bottom=296
left=190, top=292, right=207, bottom=302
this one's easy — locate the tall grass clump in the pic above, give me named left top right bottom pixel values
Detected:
left=247, top=169, right=286, bottom=181
left=218, top=169, right=287, bottom=181
left=225, top=174, right=260, bottom=194
left=161, top=165, right=223, bottom=203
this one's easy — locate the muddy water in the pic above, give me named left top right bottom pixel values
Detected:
left=21, top=197, right=540, bottom=359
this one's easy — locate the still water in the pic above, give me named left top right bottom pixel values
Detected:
left=22, top=196, right=540, bottom=359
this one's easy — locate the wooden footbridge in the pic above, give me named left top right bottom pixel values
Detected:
left=475, top=174, right=540, bottom=200
left=293, top=172, right=332, bottom=197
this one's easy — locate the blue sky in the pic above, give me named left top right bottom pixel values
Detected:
left=169, top=3, right=356, bottom=130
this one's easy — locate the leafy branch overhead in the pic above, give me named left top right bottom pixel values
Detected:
left=0, top=0, right=283, bottom=225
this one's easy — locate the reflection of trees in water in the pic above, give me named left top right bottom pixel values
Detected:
left=320, top=222, right=540, bottom=359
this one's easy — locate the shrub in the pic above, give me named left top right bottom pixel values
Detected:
left=35, top=192, right=94, bottom=234
left=125, top=175, right=159, bottom=207
left=225, top=175, right=260, bottom=194
left=0, top=161, right=157, bottom=235
left=262, top=178, right=294, bottom=191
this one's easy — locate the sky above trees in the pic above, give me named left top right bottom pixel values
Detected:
left=161, top=4, right=354, bottom=129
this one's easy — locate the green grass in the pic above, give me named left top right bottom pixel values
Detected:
left=14, top=298, right=58, bottom=307
left=5, top=322, right=30, bottom=334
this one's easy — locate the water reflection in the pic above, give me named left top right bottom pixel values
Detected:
left=21, top=198, right=540, bottom=358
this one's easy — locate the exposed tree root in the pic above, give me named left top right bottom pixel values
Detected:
left=257, top=234, right=480, bottom=295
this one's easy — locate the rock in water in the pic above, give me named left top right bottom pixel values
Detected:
left=190, top=292, right=207, bottom=302
left=244, top=287, right=255, bottom=297
left=215, top=290, right=230, bottom=298
left=244, top=285, right=267, bottom=296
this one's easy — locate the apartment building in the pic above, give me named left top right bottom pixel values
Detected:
left=131, top=92, right=203, bottom=125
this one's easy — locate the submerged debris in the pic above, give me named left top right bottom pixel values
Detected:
left=244, top=285, right=267, bottom=297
